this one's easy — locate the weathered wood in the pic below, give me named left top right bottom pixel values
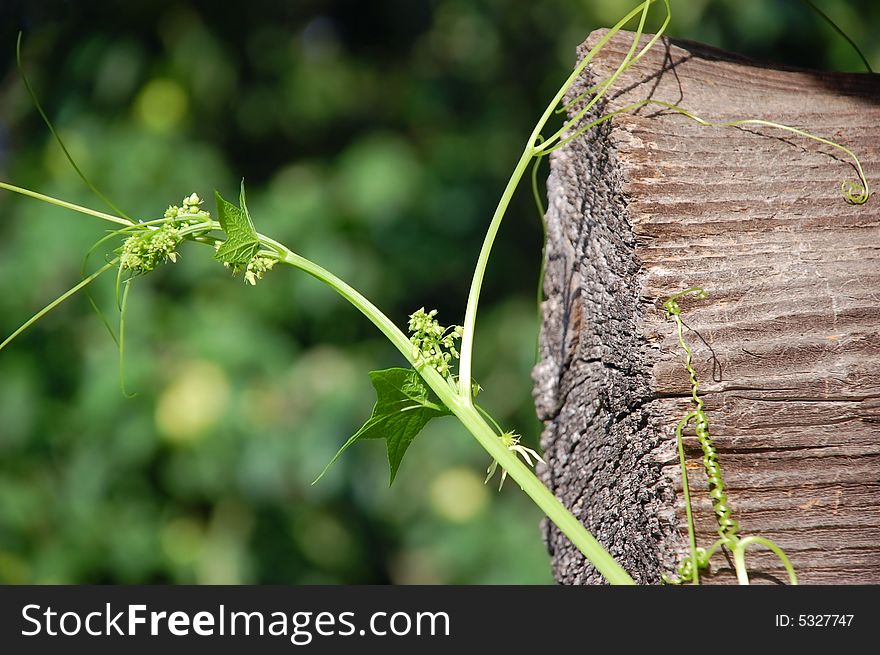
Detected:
left=534, top=30, right=880, bottom=584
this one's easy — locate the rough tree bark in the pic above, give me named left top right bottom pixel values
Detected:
left=533, top=30, right=880, bottom=584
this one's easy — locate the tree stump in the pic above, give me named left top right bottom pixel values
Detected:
left=534, top=30, right=880, bottom=584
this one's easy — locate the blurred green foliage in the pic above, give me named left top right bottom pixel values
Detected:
left=0, top=1, right=876, bottom=584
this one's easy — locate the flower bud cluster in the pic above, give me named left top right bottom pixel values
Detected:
left=120, top=224, right=182, bottom=273
left=407, top=308, right=462, bottom=378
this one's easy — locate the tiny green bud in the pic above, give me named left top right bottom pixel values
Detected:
left=243, top=255, right=277, bottom=285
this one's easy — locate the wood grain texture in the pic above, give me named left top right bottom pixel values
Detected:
left=534, top=30, right=880, bottom=584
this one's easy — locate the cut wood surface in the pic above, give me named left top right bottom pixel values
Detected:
left=533, top=30, right=880, bottom=584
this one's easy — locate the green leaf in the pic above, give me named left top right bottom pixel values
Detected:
left=214, top=180, right=261, bottom=268
left=314, top=368, right=451, bottom=485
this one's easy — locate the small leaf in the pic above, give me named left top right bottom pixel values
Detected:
left=214, top=180, right=260, bottom=268
left=314, top=368, right=450, bottom=485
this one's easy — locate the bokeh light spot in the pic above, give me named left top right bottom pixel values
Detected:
left=134, top=78, right=188, bottom=132
left=428, top=467, right=489, bottom=523
left=155, top=360, right=230, bottom=443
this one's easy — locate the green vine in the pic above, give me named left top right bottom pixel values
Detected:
left=0, top=0, right=872, bottom=585
left=662, top=288, right=798, bottom=585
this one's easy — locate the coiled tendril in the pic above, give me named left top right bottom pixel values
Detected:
left=694, top=408, right=739, bottom=540
left=661, top=287, right=797, bottom=585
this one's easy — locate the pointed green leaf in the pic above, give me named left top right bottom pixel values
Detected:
left=214, top=180, right=260, bottom=268
left=313, top=368, right=451, bottom=485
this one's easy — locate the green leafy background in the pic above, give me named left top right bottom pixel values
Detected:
left=0, top=0, right=876, bottom=584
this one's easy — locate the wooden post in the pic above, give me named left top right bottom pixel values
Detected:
left=534, top=30, right=880, bottom=584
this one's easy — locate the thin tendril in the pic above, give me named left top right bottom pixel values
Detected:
left=663, top=288, right=798, bottom=585
left=530, top=138, right=547, bottom=221
left=556, top=0, right=672, bottom=117
left=540, top=98, right=870, bottom=204
left=83, top=236, right=126, bottom=346
left=735, top=536, right=799, bottom=585
left=115, top=259, right=125, bottom=312
left=0, top=181, right=133, bottom=226
left=118, top=277, right=136, bottom=398
left=16, top=32, right=133, bottom=221
left=530, top=138, right=551, bottom=443
left=671, top=410, right=700, bottom=585
left=531, top=136, right=548, bottom=364
left=0, top=260, right=119, bottom=353
left=539, top=0, right=667, bottom=151
left=801, top=0, right=873, bottom=73
left=79, top=217, right=178, bottom=344
left=476, top=404, right=504, bottom=435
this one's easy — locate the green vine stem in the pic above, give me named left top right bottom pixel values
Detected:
left=4, top=2, right=675, bottom=586
left=0, top=187, right=636, bottom=585
left=0, top=181, right=133, bottom=226
left=457, top=0, right=670, bottom=403
left=663, top=288, right=798, bottom=585
left=261, top=233, right=635, bottom=585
